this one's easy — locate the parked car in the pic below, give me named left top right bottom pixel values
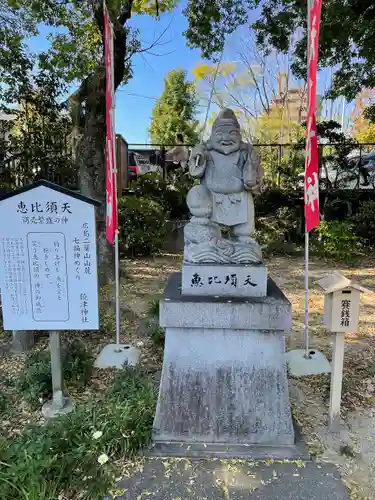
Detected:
left=128, top=151, right=163, bottom=181
left=128, top=151, right=140, bottom=181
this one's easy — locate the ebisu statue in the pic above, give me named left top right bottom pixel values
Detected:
left=184, top=108, right=263, bottom=264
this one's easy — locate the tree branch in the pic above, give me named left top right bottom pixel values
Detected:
left=125, top=19, right=173, bottom=62
left=119, top=0, right=134, bottom=25
left=93, top=2, right=104, bottom=36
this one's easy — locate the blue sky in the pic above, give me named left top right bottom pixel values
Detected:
left=117, top=3, right=202, bottom=145
left=26, top=3, right=351, bottom=144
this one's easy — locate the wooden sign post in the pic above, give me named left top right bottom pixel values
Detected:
left=0, top=180, right=100, bottom=417
left=316, top=272, right=370, bottom=430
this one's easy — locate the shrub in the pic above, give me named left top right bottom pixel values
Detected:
left=17, top=339, right=94, bottom=407
left=314, top=220, right=365, bottom=261
left=254, top=207, right=302, bottom=256
left=0, top=368, right=156, bottom=500
left=351, top=200, right=375, bottom=245
left=118, top=196, right=168, bottom=257
left=131, top=171, right=194, bottom=219
left=131, top=172, right=167, bottom=199
left=323, top=197, right=352, bottom=221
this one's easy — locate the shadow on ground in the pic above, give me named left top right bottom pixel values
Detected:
left=115, top=459, right=349, bottom=500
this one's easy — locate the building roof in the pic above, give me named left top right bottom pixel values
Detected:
left=316, top=272, right=371, bottom=294
left=0, top=179, right=100, bottom=206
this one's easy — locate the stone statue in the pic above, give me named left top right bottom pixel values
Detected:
left=184, top=108, right=263, bottom=264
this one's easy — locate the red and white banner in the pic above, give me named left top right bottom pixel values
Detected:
left=304, top=0, right=322, bottom=232
left=104, top=4, right=117, bottom=244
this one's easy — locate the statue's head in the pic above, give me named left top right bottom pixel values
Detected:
left=209, top=108, right=241, bottom=155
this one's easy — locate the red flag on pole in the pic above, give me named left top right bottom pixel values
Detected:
left=104, top=5, right=117, bottom=245
left=304, top=0, right=322, bottom=232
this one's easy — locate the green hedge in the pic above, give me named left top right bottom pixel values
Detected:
left=118, top=195, right=168, bottom=257
left=130, top=171, right=194, bottom=219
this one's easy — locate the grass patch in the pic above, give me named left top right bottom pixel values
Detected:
left=149, top=325, right=165, bottom=348
left=0, top=367, right=156, bottom=500
left=147, top=299, right=160, bottom=317
left=17, top=338, right=94, bottom=407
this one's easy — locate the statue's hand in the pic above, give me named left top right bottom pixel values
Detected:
left=244, top=180, right=261, bottom=193
left=190, top=144, right=207, bottom=168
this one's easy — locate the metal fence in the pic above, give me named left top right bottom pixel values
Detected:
left=0, top=150, right=77, bottom=192
left=2, top=140, right=375, bottom=195
left=128, top=141, right=375, bottom=190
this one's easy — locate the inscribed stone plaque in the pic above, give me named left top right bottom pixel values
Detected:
left=0, top=182, right=99, bottom=330
left=181, top=264, right=267, bottom=297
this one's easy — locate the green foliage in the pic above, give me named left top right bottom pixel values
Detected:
left=148, top=299, right=160, bottom=317
left=0, top=393, right=7, bottom=414
left=0, top=368, right=156, bottom=500
left=254, top=187, right=301, bottom=216
left=4, top=71, right=76, bottom=187
left=162, top=172, right=195, bottom=219
left=150, top=69, right=199, bottom=145
left=254, top=206, right=301, bottom=256
left=184, top=0, right=257, bottom=59
left=17, top=339, right=94, bottom=407
left=252, top=0, right=375, bottom=115
left=351, top=200, right=375, bottom=245
left=149, top=326, right=165, bottom=348
left=118, top=195, right=168, bottom=257
left=0, top=374, right=14, bottom=417
left=315, top=220, right=365, bottom=261
left=131, top=171, right=194, bottom=219
left=323, top=198, right=353, bottom=222
left=257, top=144, right=305, bottom=189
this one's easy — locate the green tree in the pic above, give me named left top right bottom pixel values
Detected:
left=6, top=71, right=74, bottom=187
left=251, top=0, right=375, bottom=121
left=1, top=0, right=257, bottom=280
left=150, top=69, right=199, bottom=145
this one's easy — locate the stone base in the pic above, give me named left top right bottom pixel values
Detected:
left=148, top=438, right=309, bottom=460
left=42, top=396, right=74, bottom=419
left=154, top=274, right=295, bottom=455
left=181, top=263, right=267, bottom=297
left=94, top=344, right=140, bottom=369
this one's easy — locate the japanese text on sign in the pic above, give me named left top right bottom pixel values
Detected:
left=191, top=272, right=257, bottom=288
left=0, top=237, right=28, bottom=317
left=17, top=201, right=72, bottom=214
left=0, top=183, right=100, bottom=330
left=18, top=200, right=72, bottom=225
left=27, top=233, right=69, bottom=322
left=340, top=299, right=351, bottom=328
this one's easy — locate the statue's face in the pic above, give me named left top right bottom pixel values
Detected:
left=211, top=125, right=241, bottom=155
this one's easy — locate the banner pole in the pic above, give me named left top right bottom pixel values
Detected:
left=304, top=0, right=311, bottom=359
left=110, top=10, right=120, bottom=351
left=304, top=228, right=310, bottom=358
left=115, top=230, right=120, bottom=349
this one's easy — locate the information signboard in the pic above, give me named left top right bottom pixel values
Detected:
left=0, top=181, right=100, bottom=330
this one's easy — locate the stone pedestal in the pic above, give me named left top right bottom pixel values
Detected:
left=152, top=273, right=301, bottom=459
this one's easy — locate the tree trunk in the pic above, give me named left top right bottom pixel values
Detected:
left=68, top=3, right=130, bottom=285
left=77, top=78, right=115, bottom=285
left=12, top=330, right=34, bottom=353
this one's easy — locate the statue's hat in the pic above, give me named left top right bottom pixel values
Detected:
left=212, top=108, right=240, bottom=132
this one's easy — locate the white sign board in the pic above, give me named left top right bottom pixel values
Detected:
left=0, top=182, right=99, bottom=330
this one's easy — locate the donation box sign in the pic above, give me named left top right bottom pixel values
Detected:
left=0, top=181, right=100, bottom=331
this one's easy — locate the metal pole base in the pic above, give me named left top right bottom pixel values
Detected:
left=42, top=396, right=74, bottom=419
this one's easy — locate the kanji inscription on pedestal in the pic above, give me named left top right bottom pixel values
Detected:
left=0, top=181, right=100, bottom=330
